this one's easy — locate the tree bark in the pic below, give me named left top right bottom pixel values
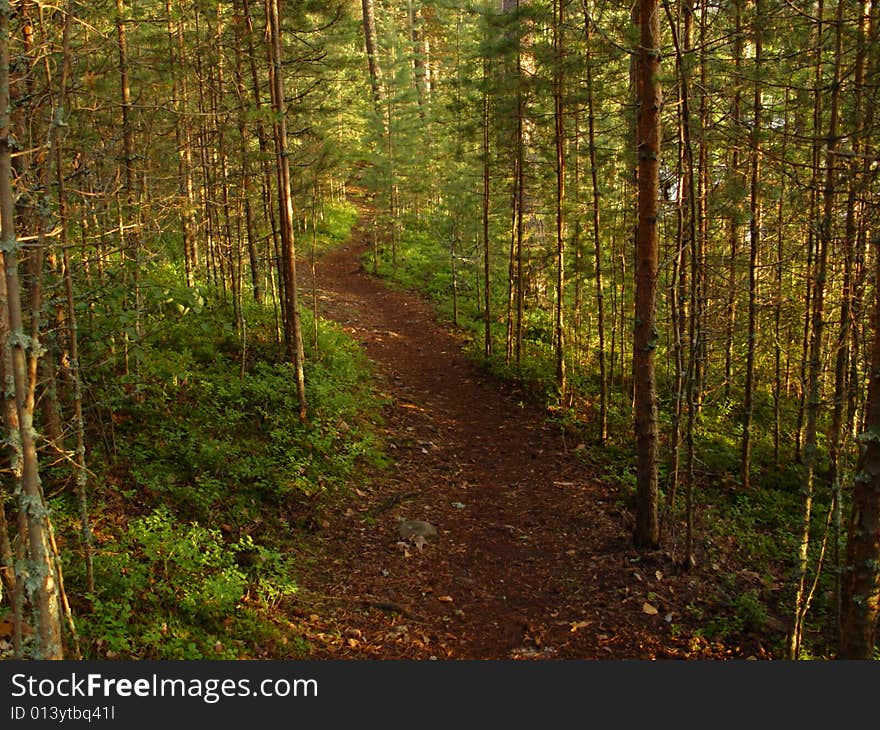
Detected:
left=267, top=0, right=307, bottom=418
left=553, top=0, right=566, bottom=400
left=789, top=0, right=842, bottom=660
left=361, top=0, right=384, bottom=111
left=0, top=1, right=63, bottom=658
left=740, top=0, right=763, bottom=491
left=633, top=0, right=661, bottom=548
left=839, top=235, right=880, bottom=658
left=582, top=1, right=606, bottom=442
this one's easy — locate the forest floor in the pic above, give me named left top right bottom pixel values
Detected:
left=291, top=210, right=765, bottom=660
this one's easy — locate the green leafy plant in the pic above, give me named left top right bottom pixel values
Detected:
left=78, top=507, right=299, bottom=659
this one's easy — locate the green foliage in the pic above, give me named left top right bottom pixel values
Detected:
left=76, top=507, right=297, bottom=659
left=698, top=589, right=771, bottom=643
left=64, top=204, right=379, bottom=659
left=89, top=289, right=380, bottom=525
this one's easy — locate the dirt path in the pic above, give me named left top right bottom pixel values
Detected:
left=296, top=216, right=705, bottom=660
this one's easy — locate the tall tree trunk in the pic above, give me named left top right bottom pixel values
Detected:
left=664, top=0, right=699, bottom=564
left=828, top=0, right=871, bottom=641
left=789, top=0, right=842, bottom=660
left=724, top=0, right=743, bottom=401
left=482, top=46, right=491, bottom=360
left=167, top=2, right=197, bottom=288
left=839, top=238, right=880, bottom=658
left=0, top=176, right=23, bottom=658
left=553, top=0, right=566, bottom=400
left=739, top=0, right=762, bottom=491
left=0, top=2, right=63, bottom=657
left=243, top=0, right=280, bottom=325
left=361, top=0, right=384, bottom=112
left=515, top=59, right=525, bottom=369
left=773, top=90, right=791, bottom=465
left=633, top=0, right=661, bottom=549
left=839, top=0, right=879, bottom=650
left=233, top=1, right=262, bottom=304
left=795, top=0, right=826, bottom=463
left=211, top=4, right=241, bottom=329
left=582, top=0, right=607, bottom=443
left=53, top=0, right=94, bottom=597
left=267, top=0, right=307, bottom=418
left=407, top=0, right=428, bottom=115
left=115, top=0, right=142, bottom=357
left=505, top=154, right=519, bottom=365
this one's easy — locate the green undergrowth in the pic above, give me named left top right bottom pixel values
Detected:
left=55, top=202, right=380, bottom=659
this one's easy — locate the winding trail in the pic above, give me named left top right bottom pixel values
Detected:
left=298, top=213, right=694, bottom=659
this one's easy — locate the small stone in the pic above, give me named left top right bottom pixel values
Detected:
left=397, top=519, right=438, bottom=541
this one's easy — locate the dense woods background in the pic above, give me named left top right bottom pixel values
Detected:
left=0, top=0, right=877, bottom=660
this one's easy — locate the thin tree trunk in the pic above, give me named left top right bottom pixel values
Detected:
left=795, top=0, right=826, bottom=463
left=243, top=0, right=279, bottom=321
left=0, top=3, right=63, bottom=657
left=482, top=49, right=491, bottom=359
left=267, top=0, right=307, bottom=418
left=407, top=0, right=427, bottom=115
left=232, top=5, right=262, bottom=305
left=739, top=0, right=763, bottom=491
left=789, top=0, right=842, bottom=660
left=724, top=0, right=743, bottom=401
left=505, top=154, right=519, bottom=365
left=515, top=79, right=525, bottom=368
left=54, top=1, right=94, bottom=597
left=772, top=91, right=791, bottom=466
left=663, top=0, right=698, bottom=563
left=553, top=0, right=566, bottom=400
left=167, top=2, right=197, bottom=287
left=115, top=0, right=142, bottom=353
left=582, top=1, right=607, bottom=441
left=361, top=0, right=385, bottom=124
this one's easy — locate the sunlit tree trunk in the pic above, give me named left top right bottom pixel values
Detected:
left=582, top=0, right=606, bottom=442
left=552, top=0, right=566, bottom=400
left=233, top=0, right=262, bottom=304
left=267, top=0, right=307, bottom=418
left=482, top=43, right=491, bottom=360
left=739, top=0, right=763, bottom=491
left=789, top=0, right=842, bottom=660
left=795, top=0, right=826, bottom=463
left=167, top=1, right=197, bottom=288
left=243, top=0, right=281, bottom=336
left=361, top=0, right=384, bottom=112
left=115, top=0, right=142, bottom=360
left=0, top=2, right=63, bottom=657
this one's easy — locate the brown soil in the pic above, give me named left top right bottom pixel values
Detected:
left=292, top=212, right=758, bottom=660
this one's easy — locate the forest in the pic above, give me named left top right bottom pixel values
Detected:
left=0, top=0, right=877, bottom=661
